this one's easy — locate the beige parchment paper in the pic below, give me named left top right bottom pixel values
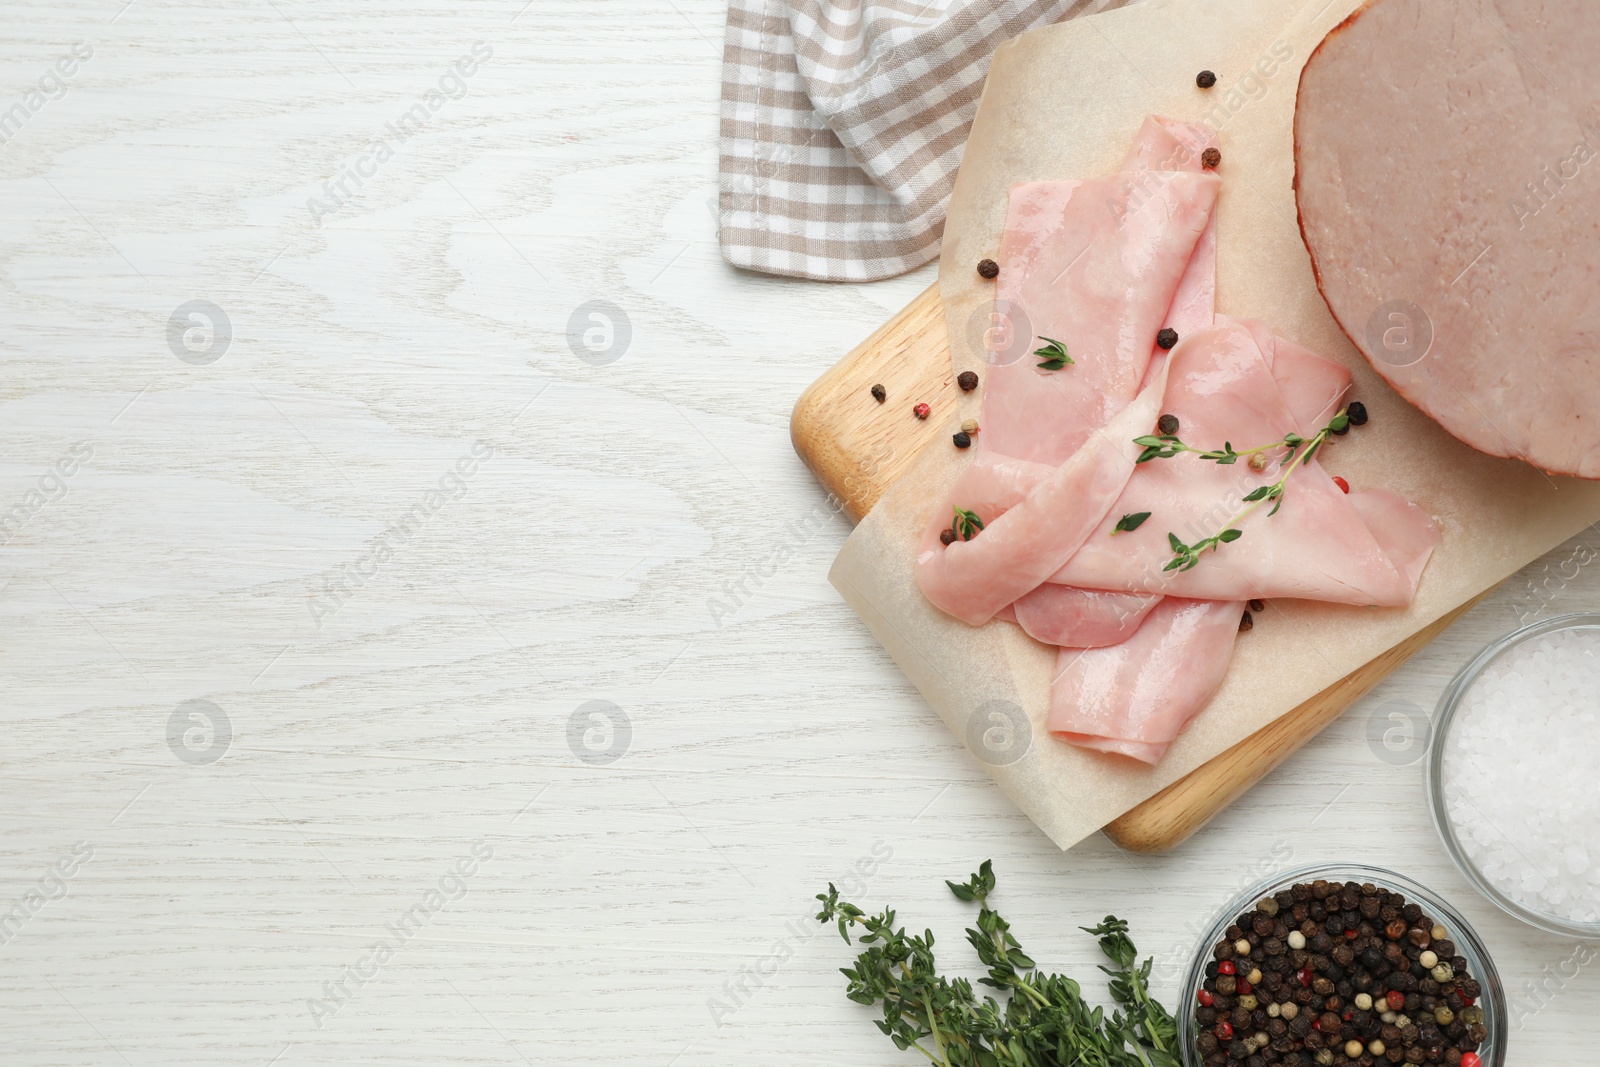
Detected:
left=830, top=0, right=1600, bottom=850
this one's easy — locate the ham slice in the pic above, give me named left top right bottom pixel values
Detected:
left=1048, top=321, right=1440, bottom=607
left=915, top=365, right=1169, bottom=626
left=1048, top=597, right=1244, bottom=764
left=1011, top=585, right=1161, bottom=648
left=978, top=126, right=1219, bottom=467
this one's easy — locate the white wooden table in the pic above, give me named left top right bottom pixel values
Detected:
left=0, top=2, right=1593, bottom=1063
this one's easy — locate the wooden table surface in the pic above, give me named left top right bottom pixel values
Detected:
left=0, top=2, right=1593, bottom=1064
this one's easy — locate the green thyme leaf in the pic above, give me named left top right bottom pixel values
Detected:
left=1033, top=336, right=1073, bottom=371
left=1112, top=511, right=1152, bottom=534
left=952, top=507, right=985, bottom=542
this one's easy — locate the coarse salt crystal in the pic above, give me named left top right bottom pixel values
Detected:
left=1441, top=626, right=1600, bottom=926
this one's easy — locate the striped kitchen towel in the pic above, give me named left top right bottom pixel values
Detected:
left=718, top=0, right=1126, bottom=282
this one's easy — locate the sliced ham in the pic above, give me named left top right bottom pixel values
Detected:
left=917, top=117, right=1221, bottom=625
left=1011, top=585, right=1161, bottom=648
left=908, top=114, right=1439, bottom=768
left=1048, top=597, right=1244, bottom=764
left=1048, top=321, right=1440, bottom=606
left=979, top=124, right=1219, bottom=467
left=1295, top=0, right=1600, bottom=477
left=915, top=366, right=1169, bottom=625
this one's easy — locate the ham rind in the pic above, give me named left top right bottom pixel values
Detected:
left=1048, top=321, right=1440, bottom=606
left=915, top=365, right=1169, bottom=626
left=1011, top=585, right=1161, bottom=648
left=1047, top=597, right=1244, bottom=764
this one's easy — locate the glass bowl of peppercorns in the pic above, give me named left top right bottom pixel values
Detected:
left=1180, top=864, right=1504, bottom=1067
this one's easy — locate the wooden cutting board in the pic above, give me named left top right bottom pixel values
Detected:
left=791, top=282, right=1482, bottom=854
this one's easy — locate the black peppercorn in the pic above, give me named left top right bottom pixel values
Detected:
left=1157, top=327, right=1180, bottom=350
left=1202, top=146, right=1222, bottom=168
left=939, top=528, right=957, bottom=546
left=952, top=431, right=972, bottom=449
left=1197, top=69, right=1218, bottom=88
left=977, top=258, right=999, bottom=279
left=1248, top=598, right=1265, bottom=612
left=1158, top=412, right=1180, bottom=435
left=1348, top=401, right=1369, bottom=426
left=870, top=383, right=886, bottom=403
left=1239, top=610, right=1254, bottom=632
left=957, top=370, right=979, bottom=391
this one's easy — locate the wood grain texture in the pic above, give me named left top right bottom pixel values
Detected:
left=1, top=2, right=1597, bottom=1064
left=790, top=284, right=951, bottom=520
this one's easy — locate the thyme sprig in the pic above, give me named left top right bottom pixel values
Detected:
left=816, top=860, right=1178, bottom=1067
left=952, top=507, right=985, bottom=542
left=1033, top=337, right=1073, bottom=371
left=1160, top=408, right=1351, bottom=572
left=1133, top=428, right=1318, bottom=466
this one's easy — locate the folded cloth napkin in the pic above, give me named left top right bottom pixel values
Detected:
left=718, top=0, right=1126, bottom=282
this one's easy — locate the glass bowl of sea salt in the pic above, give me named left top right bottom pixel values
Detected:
left=1427, top=612, right=1600, bottom=938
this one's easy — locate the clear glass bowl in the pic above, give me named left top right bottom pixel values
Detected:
left=1426, top=612, right=1600, bottom=938
left=1178, top=863, right=1505, bottom=1067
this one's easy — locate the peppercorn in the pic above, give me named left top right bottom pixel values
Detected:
left=961, top=418, right=979, bottom=434
left=1157, top=412, right=1180, bottom=435
left=913, top=402, right=930, bottom=419
left=952, top=431, right=972, bottom=449
left=1157, top=327, right=1180, bottom=350
left=976, top=258, right=999, bottom=279
left=1407, top=928, right=1431, bottom=948
left=939, top=529, right=957, bottom=546
left=957, top=370, right=979, bottom=391
left=870, top=384, right=886, bottom=403
left=1202, top=147, right=1222, bottom=168
left=1197, top=69, right=1218, bottom=88
left=1385, top=921, right=1408, bottom=942
left=1239, top=610, right=1254, bottom=632
left=1348, top=401, right=1369, bottom=426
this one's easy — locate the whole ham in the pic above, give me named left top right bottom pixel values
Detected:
left=1296, top=0, right=1600, bottom=477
